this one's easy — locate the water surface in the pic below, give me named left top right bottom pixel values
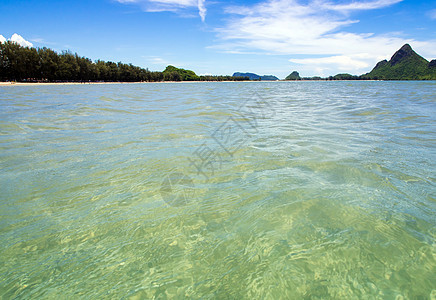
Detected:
left=0, top=82, right=435, bottom=298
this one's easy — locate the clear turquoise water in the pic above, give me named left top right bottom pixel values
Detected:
left=0, top=82, right=435, bottom=299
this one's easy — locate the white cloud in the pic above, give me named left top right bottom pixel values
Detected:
left=9, top=33, right=34, bottom=47
left=291, top=55, right=369, bottom=69
left=428, top=9, right=436, bottom=20
left=214, top=0, right=436, bottom=76
left=0, top=33, right=34, bottom=47
left=117, top=0, right=206, bottom=21
left=290, top=55, right=370, bottom=76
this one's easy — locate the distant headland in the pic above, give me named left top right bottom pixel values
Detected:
left=232, top=72, right=279, bottom=81
left=0, top=42, right=434, bottom=83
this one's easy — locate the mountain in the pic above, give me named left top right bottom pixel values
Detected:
left=232, top=72, right=279, bottom=81
left=285, top=71, right=301, bottom=80
left=362, top=44, right=436, bottom=80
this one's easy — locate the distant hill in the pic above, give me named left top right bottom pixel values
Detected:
left=331, top=73, right=359, bottom=80
left=260, top=75, right=279, bottom=81
left=362, top=44, right=436, bottom=80
left=163, top=65, right=199, bottom=81
left=285, top=71, right=301, bottom=80
left=232, top=72, right=279, bottom=81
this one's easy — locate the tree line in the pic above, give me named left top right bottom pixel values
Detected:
left=0, top=41, right=249, bottom=82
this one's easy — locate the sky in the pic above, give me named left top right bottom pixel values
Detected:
left=1, top=0, right=435, bottom=78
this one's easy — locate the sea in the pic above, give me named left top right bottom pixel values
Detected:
left=0, top=81, right=435, bottom=298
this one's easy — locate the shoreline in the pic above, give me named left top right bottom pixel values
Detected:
left=0, top=81, right=152, bottom=86
left=1, top=80, right=431, bottom=86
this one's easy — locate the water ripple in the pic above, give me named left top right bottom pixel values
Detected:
left=0, top=82, right=435, bottom=298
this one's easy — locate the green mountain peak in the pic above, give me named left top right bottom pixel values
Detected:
left=285, top=71, right=301, bottom=80
left=390, top=43, right=424, bottom=66
left=362, top=44, right=436, bottom=80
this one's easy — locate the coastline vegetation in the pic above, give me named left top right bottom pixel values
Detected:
left=0, top=42, right=248, bottom=82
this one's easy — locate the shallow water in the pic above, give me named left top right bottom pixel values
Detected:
left=0, top=81, right=435, bottom=299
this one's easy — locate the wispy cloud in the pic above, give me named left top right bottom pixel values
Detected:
left=116, top=0, right=207, bottom=21
left=146, top=56, right=171, bottom=66
left=428, top=9, right=436, bottom=20
left=318, top=0, right=403, bottom=12
left=29, top=37, right=58, bottom=46
left=197, top=0, right=206, bottom=22
left=0, top=33, right=33, bottom=47
left=214, top=0, right=436, bottom=75
left=143, top=56, right=186, bottom=69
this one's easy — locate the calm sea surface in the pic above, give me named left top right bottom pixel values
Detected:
left=0, top=82, right=435, bottom=299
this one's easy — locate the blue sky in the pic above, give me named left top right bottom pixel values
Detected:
left=1, top=0, right=435, bottom=78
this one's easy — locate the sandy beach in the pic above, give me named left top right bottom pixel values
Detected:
left=0, top=82, right=145, bottom=86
